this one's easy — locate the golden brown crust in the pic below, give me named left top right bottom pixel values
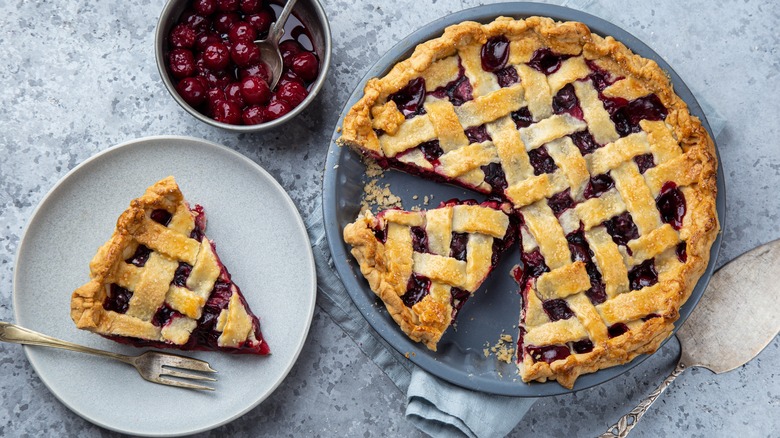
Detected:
left=71, top=177, right=185, bottom=336
left=338, top=16, right=719, bottom=388
left=343, top=212, right=450, bottom=350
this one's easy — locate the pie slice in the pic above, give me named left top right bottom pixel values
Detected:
left=338, top=16, right=719, bottom=387
left=70, top=177, right=270, bottom=355
left=343, top=199, right=517, bottom=350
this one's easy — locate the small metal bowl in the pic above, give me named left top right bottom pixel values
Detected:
left=155, top=0, right=331, bottom=132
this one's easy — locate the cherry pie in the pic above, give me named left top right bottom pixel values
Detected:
left=339, top=16, right=718, bottom=387
left=71, top=177, right=270, bottom=355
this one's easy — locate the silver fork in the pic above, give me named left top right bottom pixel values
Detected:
left=0, top=321, right=217, bottom=391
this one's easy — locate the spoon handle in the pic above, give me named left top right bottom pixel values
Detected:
left=599, top=360, right=687, bottom=438
left=268, top=0, right=299, bottom=44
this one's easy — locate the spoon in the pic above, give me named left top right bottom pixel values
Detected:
left=601, top=239, right=780, bottom=437
left=255, top=0, right=298, bottom=90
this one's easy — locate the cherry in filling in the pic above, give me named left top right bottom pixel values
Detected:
left=481, top=162, right=508, bottom=194
left=527, top=48, right=570, bottom=75
left=570, top=130, right=602, bottom=155
left=542, top=299, right=574, bottom=321
left=583, top=173, right=614, bottom=199
left=528, top=146, right=557, bottom=175
left=511, top=107, right=533, bottom=128
left=571, top=339, right=594, bottom=354
left=656, top=181, right=686, bottom=230
left=628, top=258, right=659, bottom=290
left=547, top=189, right=575, bottom=216
left=603, top=212, right=639, bottom=247
left=389, top=77, right=427, bottom=118
left=151, top=209, right=173, bottom=226
left=464, top=125, right=492, bottom=143
left=602, top=94, right=668, bottom=137
left=676, top=241, right=687, bottom=262
left=526, top=344, right=571, bottom=363
left=608, top=323, right=629, bottom=338
left=552, top=84, right=583, bottom=120
left=495, top=66, right=519, bottom=88
left=104, top=284, right=133, bottom=314
left=634, top=153, right=656, bottom=174
left=418, top=140, right=444, bottom=165
left=586, top=60, right=620, bottom=92
left=567, top=230, right=607, bottom=305
left=450, top=287, right=470, bottom=319
left=126, top=245, right=152, bottom=267
left=449, top=232, right=469, bottom=261
left=428, top=61, right=473, bottom=106
left=516, top=248, right=550, bottom=288
left=481, top=36, right=509, bottom=72
left=410, top=226, right=428, bottom=253
left=402, top=274, right=431, bottom=307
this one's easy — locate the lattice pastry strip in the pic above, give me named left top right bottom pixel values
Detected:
left=339, top=16, right=719, bottom=388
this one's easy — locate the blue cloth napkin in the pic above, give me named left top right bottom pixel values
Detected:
left=305, top=203, right=535, bottom=438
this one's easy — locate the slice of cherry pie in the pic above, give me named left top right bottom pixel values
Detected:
left=71, top=177, right=270, bottom=355
left=339, top=16, right=719, bottom=387
left=344, top=199, right=517, bottom=350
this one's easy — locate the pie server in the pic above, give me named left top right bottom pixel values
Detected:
left=601, top=239, right=780, bottom=437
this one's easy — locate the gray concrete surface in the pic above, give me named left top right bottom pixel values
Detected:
left=1, top=0, right=778, bottom=436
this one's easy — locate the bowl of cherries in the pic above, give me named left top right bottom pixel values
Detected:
left=156, top=0, right=331, bottom=131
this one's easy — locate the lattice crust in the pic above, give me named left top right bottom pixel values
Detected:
left=343, top=202, right=514, bottom=350
left=71, top=177, right=260, bottom=350
left=339, top=16, right=719, bottom=388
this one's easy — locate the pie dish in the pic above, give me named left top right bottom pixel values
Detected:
left=71, top=176, right=270, bottom=355
left=338, top=16, right=719, bottom=388
left=344, top=199, right=517, bottom=349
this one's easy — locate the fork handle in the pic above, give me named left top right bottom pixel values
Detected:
left=600, top=360, right=687, bottom=437
left=0, top=321, right=132, bottom=364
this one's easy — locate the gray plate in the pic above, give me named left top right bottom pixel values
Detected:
left=13, top=136, right=317, bottom=435
left=322, top=3, right=725, bottom=397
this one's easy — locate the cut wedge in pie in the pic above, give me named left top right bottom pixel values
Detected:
left=343, top=199, right=517, bottom=349
left=71, top=177, right=270, bottom=355
left=339, top=16, right=719, bottom=387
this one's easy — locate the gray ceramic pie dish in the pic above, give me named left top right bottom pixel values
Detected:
left=322, top=3, right=726, bottom=397
left=155, top=0, right=331, bottom=132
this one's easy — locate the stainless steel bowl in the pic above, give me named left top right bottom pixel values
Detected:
left=155, top=0, right=331, bottom=132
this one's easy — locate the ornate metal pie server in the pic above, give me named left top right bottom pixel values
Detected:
left=601, top=239, right=780, bottom=437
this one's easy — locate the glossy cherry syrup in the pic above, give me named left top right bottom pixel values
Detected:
left=552, top=84, right=584, bottom=120
left=527, top=344, right=571, bottom=364
left=583, top=173, right=614, bottom=199
left=126, top=245, right=152, bottom=267
left=528, top=146, right=557, bottom=175
left=527, top=48, right=570, bottom=75
left=511, top=107, right=533, bottom=128
left=402, top=274, right=431, bottom=307
left=481, top=36, right=510, bottom=72
left=464, top=125, right=492, bottom=144
left=603, top=212, right=639, bottom=247
left=389, top=77, right=426, bottom=118
left=656, top=181, right=686, bottom=230
left=542, top=299, right=574, bottom=321
left=570, top=130, right=602, bottom=155
left=547, top=189, right=575, bottom=216
left=628, top=258, right=659, bottom=290
left=428, top=61, right=473, bottom=106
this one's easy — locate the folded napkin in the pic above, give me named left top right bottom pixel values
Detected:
left=306, top=203, right=534, bottom=438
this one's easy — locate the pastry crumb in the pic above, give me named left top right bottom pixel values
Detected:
left=485, top=333, right=515, bottom=364
left=412, top=194, right=419, bottom=200
left=360, top=178, right=402, bottom=211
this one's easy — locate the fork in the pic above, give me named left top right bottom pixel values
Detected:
left=0, top=321, right=217, bottom=391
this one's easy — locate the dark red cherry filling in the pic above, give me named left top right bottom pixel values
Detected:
left=428, top=62, right=473, bottom=106
left=571, top=339, right=594, bottom=354
left=569, top=130, right=602, bottom=155
left=402, top=274, right=431, bottom=307
left=190, top=204, right=206, bottom=241
left=390, top=77, right=427, bottom=119
left=527, top=344, right=571, bottom=363
left=450, top=287, right=470, bottom=319
left=481, top=36, right=509, bottom=72
left=547, top=189, right=575, bottom=216
left=628, top=259, right=658, bottom=290
left=542, top=299, right=574, bottom=321
left=152, top=305, right=180, bottom=327
left=104, top=284, right=133, bottom=314
left=410, top=226, right=428, bottom=253
left=172, top=262, right=193, bottom=287
left=634, top=153, right=655, bottom=174
left=126, top=245, right=152, bottom=267
left=151, top=209, right=173, bottom=226
left=608, top=322, right=629, bottom=338
left=656, top=182, right=686, bottom=230
left=676, top=241, right=687, bottom=262
left=603, top=94, right=668, bottom=137
left=584, top=173, right=615, bottom=199
left=464, top=125, right=492, bottom=144
left=495, top=66, right=519, bottom=87
left=528, top=146, right=557, bottom=175
left=511, top=107, right=533, bottom=128
left=586, top=60, right=620, bottom=92
left=552, top=84, right=583, bottom=120
left=449, top=232, right=469, bottom=261
left=527, top=48, right=570, bottom=75
left=567, top=230, right=607, bottom=305
left=481, top=162, right=508, bottom=194
left=516, top=248, right=550, bottom=288
left=603, top=212, right=639, bottom=247
left=417, top=140, right=444, bottom=165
